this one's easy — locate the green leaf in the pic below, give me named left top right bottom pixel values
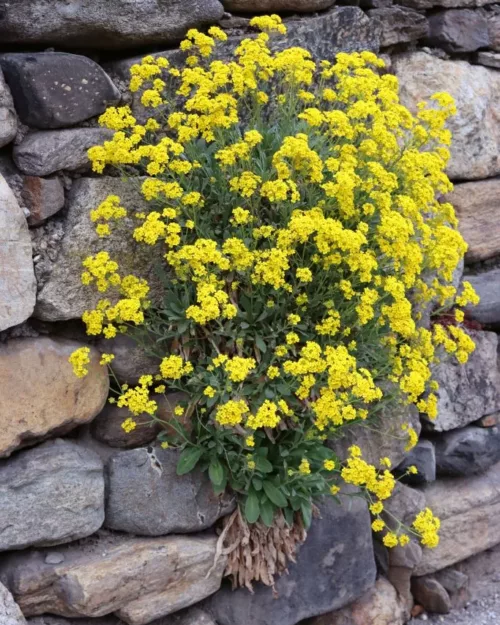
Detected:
left=254, top=456, right=273, bottom=473
left=245, top=489, right=260, bottom=524
left=283, top=507, right=294, bottom=527
left=176, top=447, right=203, bottom=475
left=208, top=458, right=225, bottom=486
left=255, top=336, right=267, bottom=353
left=212, top=474, right=228, bottom=495
left=252, top=477, right=263, bottom=491
left=260, top=499, right=275, bottom=527
left=263, top=481, right=288, bottom=508
left=301, top=500, right=313, bottom=529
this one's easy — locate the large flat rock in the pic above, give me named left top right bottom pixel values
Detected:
left=0, top=174, right=35, bottom=331
left=0, top=533, right=225, bottom=625
left=105, top=447, right=234, bottom=535
left=447, top=178, right=500, bottom=263
left=393, top=52, right=500, bottom=180
left=415, top=462, right=500, bottom=575
left=0, top=1, right=225, bottom=50
left=207, top=495, right=376, bottom=625
left=0, top=439, right=104, bottom=551
left=0, top=337, right=109, bottom=457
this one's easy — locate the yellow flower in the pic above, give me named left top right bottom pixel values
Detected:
left=267, top=365, right=280, bottom=379
left=323, top=459, right=336, bottom=471
left=99, top=353, right=115, bottom=366
left=122, top=418, right=137, bottom=433
left=298, top=458, right=311, bottom=474
left=161, top=441, right=170, bottom=449
left=371, top=519, right=385, bottom=532
left=204, top=386, right=216, bottom=398
left=383, top=532, right=399, bottom=548
left=245, top=435, right=255, bottom=447
left=69, top=347, right=91, bottom=378
left=174, top=406, right=184, bottom=416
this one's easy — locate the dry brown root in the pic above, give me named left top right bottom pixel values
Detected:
left=214, top=506, right=308, bottom=593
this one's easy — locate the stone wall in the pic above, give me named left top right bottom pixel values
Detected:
left=1, top=1, right=500, bottom=624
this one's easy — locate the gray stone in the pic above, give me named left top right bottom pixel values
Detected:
left=477, top=50, right=500, bottom=69
left=465, top=269, right=500, bottom=326
left=397, top=440, right=436, bottom=484
left=383, top=482, right=426, bottom=528
left=13, top=128, right=114, bottom=176
left=426, top=9, right=490, bottom=52
left=0, top=1, right=225, bottom=50
left=476, top=412, right=500, bottom=427
left=0, top=337, right=109, bottom=458
left=445, top=178, right=500, bottom=263
left=96, top=334, right=161, bottom=384
left=105, top=447, right=234, bottom=535
left=0, top=439, right=104, bottom=551
left=330, top=400, right=421, bottom=469
left=435, top=426, right=500, bottom=477
left=34, top=177, right=159, bottom=321
left=434, top=568, right=468, bottom=594
left=0, top=582, right=26, bottom=625
left=157, top=607, right=217, bottom=625
left=44, top=553, right=65, bottom=565
left=487, top=11, right=500, bottom=51
left=393, top=52, right=500, bottom=180
left=0, top=69, right=16, bottom=148
left=0, top=53, right=120, bottom=129
left=360, top=0, right=394, bottom=7
left=273, top=7, right=381, bottom=59
left=1, top=533, right=225, bottom=624
left=22, top=175, right=65, bottom=227
left=411, top=577, right=451, bottom=614
left=400, top=0, right=496, bottom=8
left=415, top=461, right=500, bottom=575
left=223, top=0, right=335, bottom=11
left=368, top=7, right=429, bottom=47
left=207, top=495, right=376, bottom=625
left=28, top=618, right=119, bottom=625
left=452, top=543, right=500, bottom=600
left=430, top=330, right=500, bottom=431
left=0, top=174, right=36, bottom=331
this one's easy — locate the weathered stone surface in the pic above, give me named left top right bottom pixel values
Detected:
left=22, top=175, right=65, bottom=227
left=393, top=52, right=500, bottom=180
left=0, top=174, right=36, bottom=331
left=0, top=1, right=225, bottom=50
left=476, top=411, right=500, bottom=427
left=306, top=577, right=407, bottom=625
left=397, top=440, right=436, bottom=485
left=430, top=330, right=500, bottom=432
left=105, top=447, right=234, bottom=535
left=453, top=543, right=500, bottom=600
left=368, top=7, right=428, bottom=47
left=445, top=178, right=500, bottom=263
left=0, top=53, right=120, bottom=129
left=273, top=7, right=381, bottom=59
left=330, top=401, right=421, bottom=468
left=383, top=482, right=426, bottom=528
left=487, top=11, right=500, bottom=50
left=91, top=403, right=161, bottom=449
left=223, top=0, right=335, bottom=11
left=477, top=50, right=500, bottom=69
left=0, top=439, right=104, bottom=551
left=434, top=568, right=468, bottom=595
left=34, top=177, right=158, bottom=321
left=435, top=426, right=500, bottom=477
left=91, top=391, right=188, bottom=448
left=159, top=608, right=217, bottom=625
left=96, top=334, right=161, bottom=384
left=387, top=540, right=422, bottom=612
left=0, top=337, right=109, bottom=457
left=208, top=495, right=376, bottom=625
left=465, top=269, right=500, bottom=326
left=415, top=461, right=500, bottom=575
left=411, top=577, right=451, bottom=614
left=27, top=606, right=216, bottom=625
left=28, top=618, right=119, bottom=625
left=1, top=533, right=225, bottom=625
left=426, top=9, right=490, bottom=52
left=0, top=69, right=16, bottom=148
left=0, top=582, right=26, bottom=625
left=13, top=128, right=114, bottom=176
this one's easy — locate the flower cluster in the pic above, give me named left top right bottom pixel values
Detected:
left=70, top=15, right=479, bottom=567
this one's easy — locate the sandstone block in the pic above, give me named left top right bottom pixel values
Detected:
left=0, top=337, right=109, bottom=457
left=22, top=176, right=65, bottom=227
left=393, top=52, right=500, bottom=180
left=1, top=533, right=225, bottom=625
left=415, top=461, right=500, bottom=575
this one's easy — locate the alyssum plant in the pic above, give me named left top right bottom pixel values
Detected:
left=69, top=15, right=478, bottom=590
